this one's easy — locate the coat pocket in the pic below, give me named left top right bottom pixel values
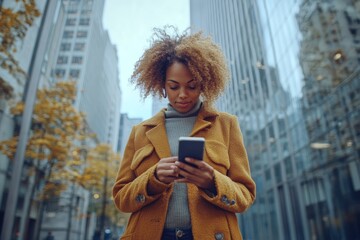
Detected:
left=204, top=140, right=230, bottom=174
left=121, top=209, right=142, bottom=238
left=130, top=144, right=155, bottom=175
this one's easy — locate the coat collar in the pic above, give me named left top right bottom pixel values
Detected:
left=141, top=104, right=219, bottom=158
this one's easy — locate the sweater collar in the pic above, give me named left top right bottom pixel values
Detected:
left=142, top=103, right=218, bottom=127
left=164, top=100, right=202, bottom=118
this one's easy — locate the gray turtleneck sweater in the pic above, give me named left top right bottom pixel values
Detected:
left=163, top=100, right=202, bottom=229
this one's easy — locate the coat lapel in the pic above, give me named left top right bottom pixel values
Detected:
left=190, top=105, right=218, bottom=136
left=190, top=118, right=212, bottom=136
left=143, top=110, right=172, bottom=158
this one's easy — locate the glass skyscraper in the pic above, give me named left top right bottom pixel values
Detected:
left=190, top=0, right=360, bottom=239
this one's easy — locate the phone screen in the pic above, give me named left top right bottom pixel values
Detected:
left=178, top=137, right=205, bottom=166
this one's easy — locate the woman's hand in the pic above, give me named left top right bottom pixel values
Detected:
left=155, top=157, right=179, bottom=184
left=174, top=158, right=215, bottom=190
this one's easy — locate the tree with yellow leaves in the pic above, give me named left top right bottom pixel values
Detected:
left=0, top=80, right=92, bottom=200
left=0, top=80, right=95, bottom=239
left=0, top=0, right=41, bottom=99
left=76, top=143, right=127, bottom=234
left=0, top=79, right=127, bottom=236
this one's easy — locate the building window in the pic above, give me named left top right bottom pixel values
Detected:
left=66, top=18, right=76, bottom=26
left=69, top=69, right=80, bottom=78
left=54, top=69, right=65, bottom=78
left=79, top=18, right=90, bottom=26
left=74, top=42, right=85, bottom=51
left=57, top=56, right=68, bottom=64
left=46, top=197, right=60, bottom=214
left=76, top=31, right=88, bottom=38
left=72, top=56, right=83, bottom=64
left=274, top=163, right=282, bottom=184
left=60, top=43, right=71, bottom=51
left=84, top=0, right=93, bottom=6
left=81, top=9, right=92, bottom=15
left=63, top=31, right=74, bottom=39
left=67, top=8, right=78, bottom=14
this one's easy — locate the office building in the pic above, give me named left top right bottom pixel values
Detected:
left=117, top=113, right=142, bottom=155
left=53, top=0, right=121, bottom=150
left=0, top=1, right=70, bottom=239
left=1, top=0, right=122, bottom=239
left=40, top=1, right=122, bottom=238
left=190, top=0, right=360, bottom=239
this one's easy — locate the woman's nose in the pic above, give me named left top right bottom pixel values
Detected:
left=179, top=87, right=188, bottom=98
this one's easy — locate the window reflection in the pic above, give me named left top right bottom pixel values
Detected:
left=190, top=0, right=360, bottom=239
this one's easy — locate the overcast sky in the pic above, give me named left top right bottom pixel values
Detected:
left=103, top=0, right=190, bottom=120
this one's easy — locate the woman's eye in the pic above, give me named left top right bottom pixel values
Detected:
left=169, top=85, right=179, bottom=90
left=188, top=85, right=197, bottom=90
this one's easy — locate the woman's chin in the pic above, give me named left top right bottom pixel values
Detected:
left=175, top=106, right=192, bottom=113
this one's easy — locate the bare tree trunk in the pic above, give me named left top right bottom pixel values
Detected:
left=33, top=199, right=46, bottom=240
left=18, top=160, right=39, bottom=240
left=32, top=179, right=46, bottom=240
left=66, top=183, right=75, bottom=240
left=32, top=159, right=55, bottom=240
left=100, top=169, right=108, bottom=240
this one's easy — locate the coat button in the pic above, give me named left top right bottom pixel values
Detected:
left=221, top=195, right=228, bottom=203
left=135, top=194, right=145, bottom=203
left=230, top=199, right=236, bottom=205
left=215, top=232, right=224, bottom=240
left=176, top=229, right=184, bottom=238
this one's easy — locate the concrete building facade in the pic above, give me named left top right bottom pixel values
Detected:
left=53, top=0, right=121, bottom=150
left=0, top=1, right=74, bottom=239
left=40, top=1, right=121, bottom=239
left=0, top=0, right=122, bottom=239
left=117, top=113, right=142, bottom=155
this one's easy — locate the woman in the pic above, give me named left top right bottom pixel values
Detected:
left=112, top=26, right=256, bottom=240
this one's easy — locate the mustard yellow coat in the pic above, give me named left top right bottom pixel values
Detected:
left=113, top=105, right=256, bottom=240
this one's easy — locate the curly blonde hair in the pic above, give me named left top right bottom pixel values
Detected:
left=130, top=26, right=229, bottom=106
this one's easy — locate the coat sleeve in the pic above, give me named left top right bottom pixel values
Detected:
left=112, top=127, right=170, bottom=213
left=199, top=115, right=256, bottom=213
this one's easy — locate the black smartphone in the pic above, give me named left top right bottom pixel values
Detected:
left=178, top=136, right=205, bottom=167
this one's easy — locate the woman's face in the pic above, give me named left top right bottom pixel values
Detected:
left=165, top=62, right=201, bottom=113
